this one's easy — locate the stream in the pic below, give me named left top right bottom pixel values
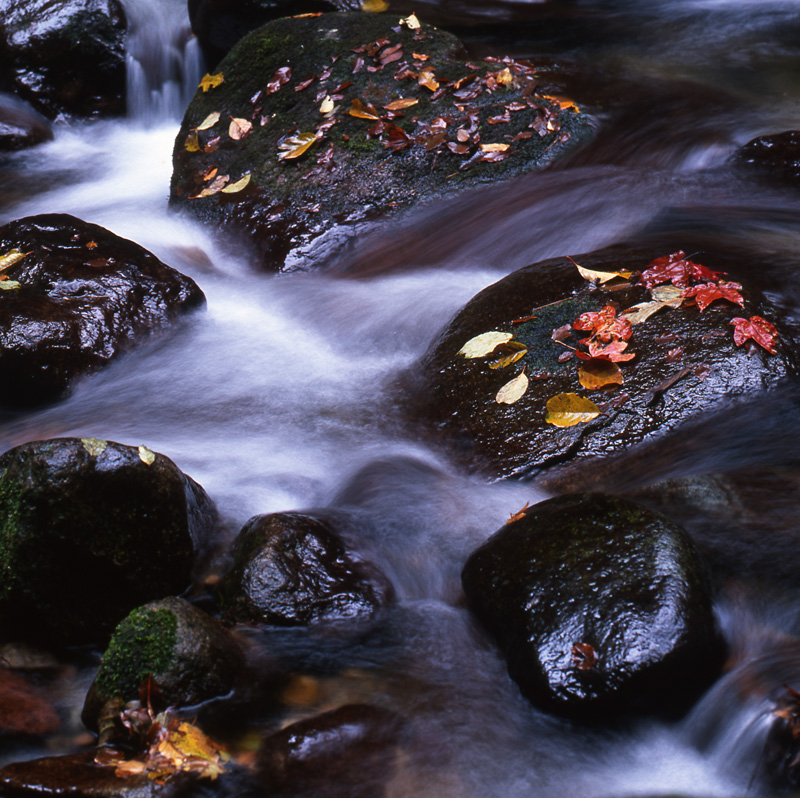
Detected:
left=4, top=0, right=800, bottom=795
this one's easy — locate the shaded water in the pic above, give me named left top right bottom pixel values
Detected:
left=4, top=0, right=800, bottom=795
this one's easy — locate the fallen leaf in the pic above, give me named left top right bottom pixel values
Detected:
left=578, top=358, right=624, bottom=389
left=184, top=131, right=200, bottom=152
left=457, top=331, right=513, bottom=358
left=730, top=315, right=779, bottom=354
left=138, top=445, right=156, bottom=466
left=195, top=112, right=220, bottom=131
left=480, top=143, right=510, bottom=152
left=199, top=73, right=224, bottom=92
left=400, top=12, right=421, bottom=28
left=189, top=174, right=229, bottom=198
left=622, top=285, right=684, bottom=323
left=545, top=393, right=600, bottom=427
left=0, top=280, right=21, bottom=290
left=82, top=438, right=107, bottom=457
left=418, top=70, right=439, bottom=91
left=488, top=342, right=528, bottom=369
left=681, top=280, right=745, bottom=311
left=266, top=67, right=292, bottom=94
left=361, top=0, right=389, bottom=11
left=496, top=370, right=529, bottom=404
left=572, top=642, right=597, bottom=670
left=384, top=98, right=418, bottom=110
left=506, top=502, right=530, bottom=523
left=584, top=338, right=635, bottom=362
left=567, top=255, right=631, bottom=284
left=221, top=173, right=252, bottom=193
left=542, top=94, right=580, bottom=112
left=228, top=117, right=253, bottom=140
left=665, top=346, right=684, bottom=363
left=319, top=95, right=335, bottom=114
left=574, top=304, right=632, bottom=343
left=349, top=98, right=381, bottom=120
left=640, top=251, right=724, bottom=289
left=277, top=132, right=317, bottom=160
left=0, top=248, right=29, bottom=272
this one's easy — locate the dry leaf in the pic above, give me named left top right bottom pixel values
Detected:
left=349, top=98, right=381, bottom=120
left=221, top=173, right=252, bottom=193
left=319, top=95, right=335, bottom=114
left=542, top=94, right=580, bottom=112
left=82, top=438, right=107, bottom=457
left=572, top=642, right=597, bottom=670
left=361, top=0, right=389, bottom=11
left=578, top=358, right=624, bottom=389
left=384, top=98, right=418, bottom=110
left=622, top=285, right=684, bottom=324
left=496, top=370, right=529, bottom=404
left=418, top=70, right=439, bottom=91
left=195, top=112, right=220, bottom=131
left=568, top=255, right=631, bottom=284
left=488, top=344, right=528, bottom=369
left=545, top=393, right=600, bottom=427
left=277, top=132, right=317, bottom=160
left=184, top=131, right=200, bottom=152
left=190, top=174, right=230, bottom=198
left=400, top=12, right=421, bottom=28
left=138, top=445, right=156, bottom=466
left=199, top=73, right=224, bottom=92
left=480, top=143, right=510, bottom=152
left=457, top=331, right=513, bottom=358
left=0, top=248, right=29, bottom=272
left=228, top=117, right=253, bottom=140
left=506, top=502, right=530, bottom=524
left=0, top=280, right=21, bottom=290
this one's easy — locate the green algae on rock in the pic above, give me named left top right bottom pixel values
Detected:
left=170, top=12, right=594, bottom=272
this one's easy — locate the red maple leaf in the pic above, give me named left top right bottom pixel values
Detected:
left=681, top=280, right=745, bottom=312
left=730, top=315, right=778, bottom=355
left=640, top=251, right=725, bottom=289
left=573, top=304, right=632, bottom=343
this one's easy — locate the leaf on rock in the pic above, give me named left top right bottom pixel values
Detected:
left=496, top=370, right=529, bottom=404
left=506, top=502, right=530, bottom=524
left=0, top=280, right=21, bottom=290
left=184, top=131, right=200, bottom=152
left=319, top=95, right=335, bottom=114
left=228, top=117, right=253, bottom=140
left=221, top=173, right=252, bottom=193
left=82, top=438, right=107, bottom=457
left=277, top=132, right=317, bottom=160
left=572, top=642, right=597, bottom=670
left=640, top=251, right=724, bottom=289
left=189, top=174, right=230, bottom=198
left=574, top=304, right=632, bottom=343
left=567, top=255, right=631, bottom=284
left=730, top=315, right=779, bottom=355
left=199, top=73, right=224, bottom=92
left=266, top=67, right=291, bottom=95
left=400, top=12, right=421, bottom=28
left=0, top=248, right=29, bottom=272
left=195, top=112, right=220, bottom=131
left=138, top=445, right=156, bottom=466
left=584, top=338, right=635, bottom=362
left=480, top=143, right=510, bottom=152
left=682, top=280, right=744, bottom=311
left=361, top=0, right=389, bottom=11
left=622, top=285, right=684, bottom=323
left=349, top=98, right=381, bottom=120
left=152, top=721, right=230, bottom=780
left=545, top=393, right=601, bottom=427
left=457, top=331, right=513, bottom=358
left=488, top=342, right=528, bottom=369
left=578, top=358, right=624, bottom=389
left=542, top=94, right=580, bottom=112
left=418, top=70, right=439, bottom=91
left=384, top=98, right=418, bottom=110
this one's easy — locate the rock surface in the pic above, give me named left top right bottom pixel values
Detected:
left=414, top=243, right=797, bottom=478
left=0, top=438, right=216, bottom=645
left=461, top=493, right=723, bottom=717
left=0, top=214, right=205, bottom=407
left=0, top=92, right=52, bottom=150
left=0, top=0, right=127, bottom=119
left=218, top=512, right=394, bottom=627
left=733, top=129, right=800, bottom=185
left=170, top=12, right=593, bottom=272
left=0, top=670, right=60, bottom=737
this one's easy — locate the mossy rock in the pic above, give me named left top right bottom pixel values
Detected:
left=170, top=12, right=594, bottom=271
left=0, top=438, right=217, bottom=645
left=82, top=597, right=244, bottom=730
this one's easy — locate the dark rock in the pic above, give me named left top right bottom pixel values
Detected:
left=82, top=596, right=244, bottom=731
left=257, top=703, right=403, bottom=798
left=0, top=670, right=60, bottom=737
left=0, top=214, right=205, bottom=408
left=733, top=130, right=800, bottom=185
left=218, top=512, right=393, bottom=627
left=170, top=12, right=593, bottom=272
left=0, top=92, right=52, bottom=150
left=461, top=493, right=723, bottom=718
left=413, top=243, right=797, bottom=479
left=0, top=438, right=217, bottom=645
left=0, top=0, right=126, bottom=120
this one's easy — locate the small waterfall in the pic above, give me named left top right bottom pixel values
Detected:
left=119, top=0, right=203, bottom=123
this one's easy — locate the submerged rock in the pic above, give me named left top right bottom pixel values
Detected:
left=0, top=0, right=127, bottom=119
left=82, top=597, right=244, bottom=730
left=0, top=438, right=217, bottom=645
left=461, top=493, right=723, bottom=718
left=0, top=670, right=60, bottom=737
left=732, top=130, right=800, bottom=186
left=170, top=12, right=593, bottom=271
left=218, top=512, right=393, bottom=627
left=0, top=92, right=52, bottom=150
left=413, top=243, right=797, bottom=478
left=0, top=214, right=205, bottom=408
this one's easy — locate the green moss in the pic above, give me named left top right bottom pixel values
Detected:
left=96, top=607, right=178, bottom=699
left=0, top=469, right=24, bottom=603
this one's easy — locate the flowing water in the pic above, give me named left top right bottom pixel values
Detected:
left=4, top=0, right=800, bottom=795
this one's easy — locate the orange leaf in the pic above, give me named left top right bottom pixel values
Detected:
left=384, top=98, right=418, bottom=110
left=349, top=98, right=381, bottom=120
left=578, top=358, right=624, bottom=389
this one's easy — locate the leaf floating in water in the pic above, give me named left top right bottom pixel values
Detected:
left=0, top=280, right=21, bottom=290
left=82, top=438, right=107, bottom=457
left=383, top=98, right=418, bottom=110
left=361, top=0, right=389, bottom=11
left=138, top=445, right=156, bottom=466
left=567, top=255, right=631, bottom=284
left=578, top=358, right=623, bottom=389
left=221, top=173, right=252, bottom=193
left=0, top=248, right=29, bottom=272
left=730, top=315, right=779, bottom=355
left=545, top=393, right=600, bottom=427
left=277, top=132, right=317, bottom=160
left=228, top=116, right=253, bottom=140
left=400, top=12, right=421, bottom=28
left=199, top=73, right=224, bottom=93
left=457, top=331, right=513, bottom=358
left=496, top=370, right=529, bottom=404
left=195, top=112, right=220, bottom=131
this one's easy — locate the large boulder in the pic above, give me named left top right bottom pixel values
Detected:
left=0, top=0, right=127, bottom=119
left=0, top=438, right=217, bottom=645
left=0, top=214, right=205, bottom=408
left=413, top=243, right=798, bottom=479
left=461, top=493, right=723, bottom=718
left=170, top=12, right=593, bottom=272
left=218, top=512, right=394, bottom=627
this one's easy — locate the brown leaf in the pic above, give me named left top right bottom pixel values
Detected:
left=266, top=66, right=291, bottom=95
left=384, top=98, right=418, bottom=110
left=349, top=98, right=381, bottom=120
left=578, top=358, right=624, bottom=389
left=506, top=502, right=530, bottom=524
left=228, top=117, right=253, bottom=140
left=572, top=642, right=597, bottom=670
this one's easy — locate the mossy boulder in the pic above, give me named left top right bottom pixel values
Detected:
left=461, top=493, right=723, bottom=718
left=218, top=512, right=394, bottom=627
left=0, top=214, right=205, bottom=408
left=82, top=597, right=244, bottom=730
left=0, top=438, right=217, bottom=645
left=170, top=12, right=593, bottom=272
left=413, top=243, right=798, bottom=479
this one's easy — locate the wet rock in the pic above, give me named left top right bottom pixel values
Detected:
left=82, top=597, right=244, bottom=731
left=0, top=214, right=205, bottom=408
left=218, top=512, right=393, bottom=627
left=733, top=130, right=800, bottom=185
left=413, top=243, right=797, bottom=479
left=0, top=92, right=52, bottom=150
left=0, top=0, right=127, bottom=120
left=0, top=670, right=60, bottom=737
left=0, top=438, right=217, bottom=645
left=257, top=703, right=404, bottom=798
left=461, top=493, right=723, bottom=718
left=170, top=12, right=593, bottom=272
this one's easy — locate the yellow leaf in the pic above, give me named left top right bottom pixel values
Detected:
left=138, top=445, right=156, bottom=465
left=319, top=95, right=335, bottom=114
left=189, top=174, right=230, bottom=198
left=494, top=67, right=513, bottom=86
left=651, top=285, right=684, bottom=303
left=82, top=438, right=107, bottom=457
left=228, top=116, right=252, bottom=140
left=349, top=98, right=380, bottom=120
left=0, top=280, right=21, bottom=290
left=542, top=94, right=580, bottom=112
left=488, top=343, right=527, bottom=369
left=457, top=331, right=513, bottom=358
left=418, top=70, right=439, bottom=91
left=155, top=722, right=230, bottom=780
left=221, top=173, right=252, bottom=193
left=195, top=112, right=220, bottom=131
left=384, top=98, right=418, bottom=110
left=184, top=130, right=200, bottom=152
left=0, top=248, right=29, bottom=272
left=480, top=143, right=510, bottom=152
left=496, top=370, right=529, bottom=404
left=578, top=359, right=624, bottom=389
left=622, top=286, right=684, bottom=324
left=568, top=256, right=631, bottom=284
left=199, top=73, right=224, bottom=92
left=545, top=393, right=600, bottom=427
left=278, top=132, right=317, bottom=160
left=400, top=12, right=421, bottom=29
left=361, top=0, right=389, bottom=11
